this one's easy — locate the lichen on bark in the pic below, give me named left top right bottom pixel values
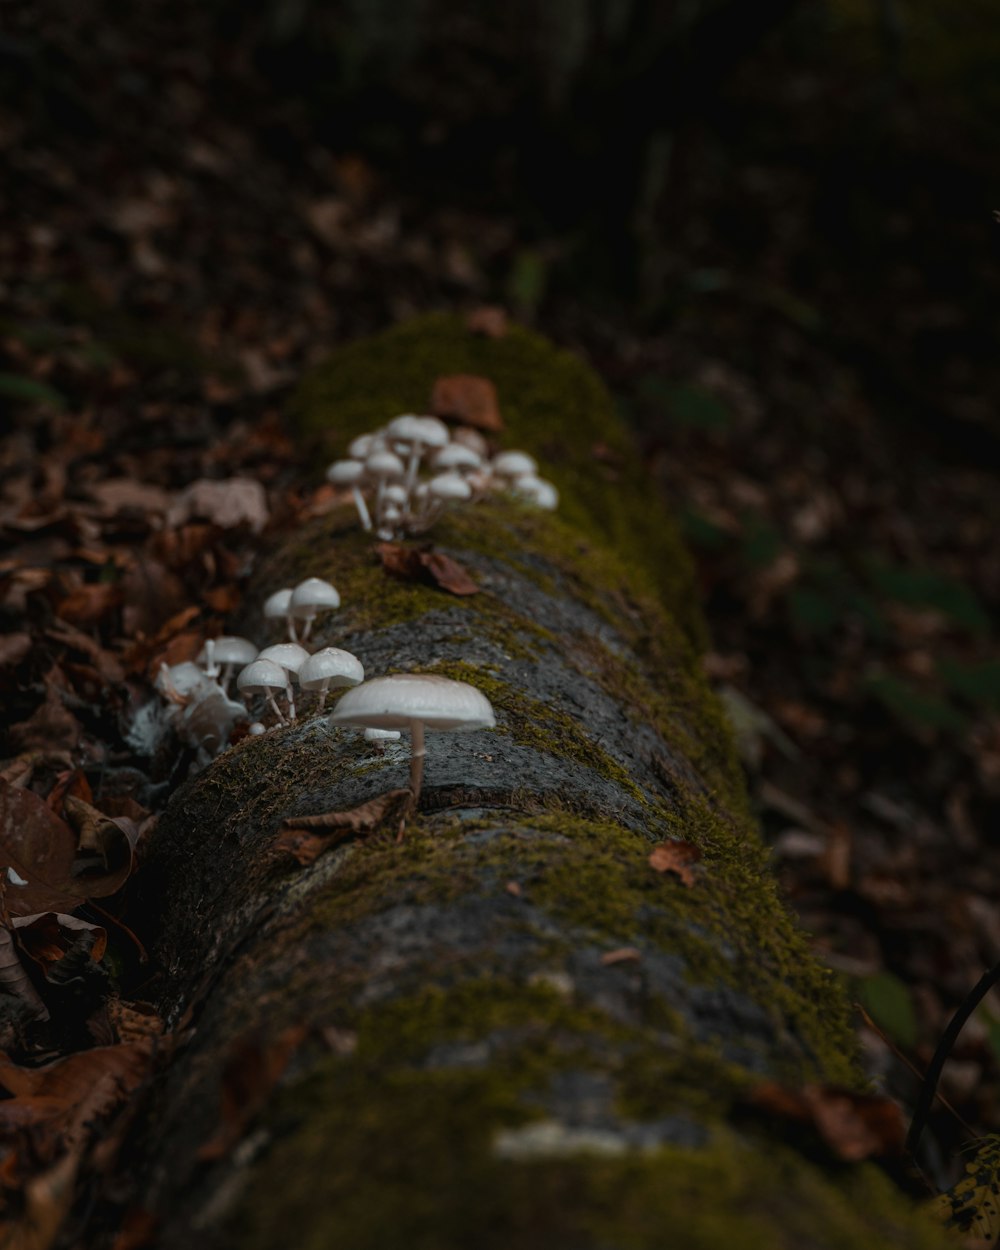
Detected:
left=133, top=316, right=950, bottom=1249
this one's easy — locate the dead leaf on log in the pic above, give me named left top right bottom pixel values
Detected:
left=64, top=795, right=139, bottom=884
left=197, top=1025, right=308, bottom=1161
left=601, top=947, right=642, bottom=966
left=277, top=789, right=413, bottom=864
left=375, top=543, right=479, bottom=595
left=431, top=373, right=503, bottom=432
left=746, top=1081, right=905, bottom=1161
left=0, top=928, right=50, bottom=1021
left=648, top=840, right=702, bottom=887
left=466, top=306, right=508, bottom=339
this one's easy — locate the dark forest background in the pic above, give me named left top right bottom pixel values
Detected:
left=3, top=0, right=1000, bottom=1183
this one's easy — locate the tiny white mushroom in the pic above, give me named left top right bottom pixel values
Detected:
left=298, top=646, right=364, bottom=711
left=237, top=658, right=293, bottom=725
left=256, top=642, right=311, bottom=720
left=198, top=636, right=258, bottom=691
left=365, top=449, right=406, bottom=524
left=289, top=577, right=341, bottom=643
left=387, top=414, right=451, bottom=496
left=330, top=673, right=495, bottom=813
left=432, top=443, right=482, bottom=474
left=326, top=458, right=372, bottom=531
left=264, top=587, right=297, bottom=641
left=491, top=450, right=538, bottom=483
left=512, top=474, right=559, bottom=511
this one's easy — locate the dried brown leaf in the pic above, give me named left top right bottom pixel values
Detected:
left=747, top=1081, right=905, bottom=1161
left=197, top=1025, right=308, bottom=1161
left=13, top=912, right=108, bottom=973
left=0, top=633, right=32, bottom=668
left=600, top=947, right=642, bottom=966
left=648, top=840, right=702, bottom=887
left=0, top=781, right=135, bottom=916
left=53, top=582, right=123, bottom=627
left=431, top=374, right=503, bottom=432
left=376, top=543, right=479, bottom=596
left=0, top=928, right=49, bottom=1021
left=9, top=686, right=81, bottom=755
left=466, top=306, right=508, bottom=338
left=277, top=789, right=412, bottom=864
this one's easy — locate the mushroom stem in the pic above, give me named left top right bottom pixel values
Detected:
left=267, top=694, right=287, bottom=725
left=285, top=683, right=297, bottom=722
left=408, top=719, right=426, bottom=806
left=299, top=616, right=314, bottom=643
left=286, top=613, right=298, bottom=643
left=352, top=486, right=372, bottom=532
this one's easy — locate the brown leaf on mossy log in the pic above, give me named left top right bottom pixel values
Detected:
left=375, top=543, right=479, bottom=595
left=276, top=789, right=413, bottom=864
left=648, top=840, right=702, bottom=886
left=746, top=1081, right=906, bottom=1161
left=430, top=373, right=503, bottom=431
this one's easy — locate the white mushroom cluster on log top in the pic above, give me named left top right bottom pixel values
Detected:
left=326, top=414, right=558, bottom=540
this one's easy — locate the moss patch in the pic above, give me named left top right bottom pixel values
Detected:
left=289, top=313, right=704, bottom=648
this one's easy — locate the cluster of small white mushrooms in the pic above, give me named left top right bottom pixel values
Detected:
left=326, top=414, right=558, bottom=541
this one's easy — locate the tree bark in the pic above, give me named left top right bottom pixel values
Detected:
left=128, top=317, right=946, bottom=1249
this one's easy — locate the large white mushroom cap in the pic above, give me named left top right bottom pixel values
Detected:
left=512, top=475, right=559, bottom=510
left=365, top=449, right=405, bottom=478
left=298, top=647, right=364, bottom=691
left=330, top=673, right=496, bottom=733
left=433, top=443, right=482, bottom=473
left=290, top=577, right=341, bottom=617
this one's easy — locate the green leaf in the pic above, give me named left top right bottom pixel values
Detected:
left=865, top=672, right=968, bottom=735
left=864, top=558, right=990, bottom=634
left=0, top=373, right=66, bottom=409
left=857, top=971, right=918, bottom=1049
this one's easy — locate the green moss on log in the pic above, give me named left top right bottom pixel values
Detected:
left=289, top=313, right=704, bottom=648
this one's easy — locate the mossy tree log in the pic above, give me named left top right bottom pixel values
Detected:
left=133, top=318, right=947, bottom=1249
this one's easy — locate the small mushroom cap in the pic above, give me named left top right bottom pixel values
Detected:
left=155, top=661, right=213, bottom=701
left=365, top=449, right=405, bottom=478
left=433, top=443, right=482, bottom=472
left=348, top=432, right=383, bottom=459
left=263, top=588, right=293, bottom=618
left=330, top=673, right=496, bottom=732
left=237, top=658, right=290, bottom=695
left=298, top=647, right=365, bottom=691
left=256, top=643, right=311, bottom=676
left=451, top=426, right=490, bottom=457
left=198, top=636, right=258, bottom=667
left=492, top=450, right=538, bottom=478
left=512, top=475, right=559, bottom=510
left=428, top=472, right=472, bottom=502
left=364, top=727, right=401, bottom=741
left=383, top=483, right=408, bottom=506
left=326, top=459, right=365, bottom=485
left=290, top=576, right=341, bottom=615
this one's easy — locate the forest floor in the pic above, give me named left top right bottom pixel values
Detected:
left=2, top=0, right=1000, bottom=1234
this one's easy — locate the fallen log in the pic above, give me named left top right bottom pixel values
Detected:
left=130, top=316, right=947, bottom=1249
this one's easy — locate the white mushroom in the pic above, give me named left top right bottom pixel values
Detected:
left=511, top=474, right=559, bottom=511
left=289, top=577, right=341, bottom=642
left=330, top=673, right=496, bottom=813
left=264, top=587, right=297, bottom=641
left=365, top=449, right=406, bottom=526
left=326, top=458, right=372, bottom=531
left=387, top=413, right=450, bottom=495
left=491, top=450, right=538, bottom=483
left=298, top=647, right=364, bottom=711
left=256, top=643, right=311, bottom=720
left=197, top=636, right=258, bottom=691
left=237, top=658, right=293, bottom=726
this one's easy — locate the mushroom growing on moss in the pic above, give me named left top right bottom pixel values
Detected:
left=329, top=673, right=495, bottom=817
